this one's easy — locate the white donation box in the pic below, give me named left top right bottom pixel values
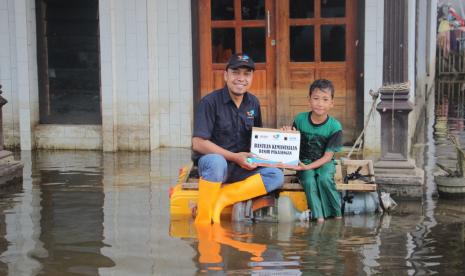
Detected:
left=249, top=127, right=301, bottom=168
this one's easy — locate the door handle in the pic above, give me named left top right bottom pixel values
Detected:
left=266, top=10, right=271, bottom=38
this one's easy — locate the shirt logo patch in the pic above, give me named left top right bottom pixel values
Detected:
left=246, top=109, right=255, bottom=119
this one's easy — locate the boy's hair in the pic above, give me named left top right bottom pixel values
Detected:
left=309, top=79, right=335, bottom=98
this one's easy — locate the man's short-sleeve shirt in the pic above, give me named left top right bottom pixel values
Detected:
left=293, top=112, right=343, bottom=164
left=193, top=86, right=262, bottom=161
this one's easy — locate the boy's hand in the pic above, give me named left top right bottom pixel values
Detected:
left=280, top=126, right=296, bottom=132
left=288, top=162, right=309, bottom=171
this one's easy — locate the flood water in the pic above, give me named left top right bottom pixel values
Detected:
left=1, top=85, right=465, bottom=275
left=0, top=143, right=462, bottom=275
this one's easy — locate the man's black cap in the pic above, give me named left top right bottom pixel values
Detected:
left=225, top=53, right=255, bottom=70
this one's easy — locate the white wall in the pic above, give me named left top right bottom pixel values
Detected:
left=407, top=0, right=438, bottom=152
left=149, top=0, right=193, bottom=149
left=99, top=0, right=118, bottom=151
left=0, top=0, right=38, bottom=150
left=0, top=0, right=18, bottom=148
left=100, top=0, right=193, bottom=151
left=1, top=0, right=194, bottom=151
left=17, top=0, right=39, bottom=151
left=100, top=0, right=152, bottom=151
left=363, top=0, right=438, bottom=157
left=363, top=0, right=384, bottom=153
left=410, top=0, right=438, bottom=146
left=405, top=0, right=416, bottom=154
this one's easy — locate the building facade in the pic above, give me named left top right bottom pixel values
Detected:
left=0, top=0, right=436, bottom=154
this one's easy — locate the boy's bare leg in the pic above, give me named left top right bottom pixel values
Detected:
left=316, top=218, right=325, bottom=223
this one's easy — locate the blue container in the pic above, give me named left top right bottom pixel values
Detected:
left=343, top=192, right=379, bottom=215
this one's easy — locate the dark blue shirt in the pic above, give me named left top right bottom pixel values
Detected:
left=192, top=86, right=262, bottom=162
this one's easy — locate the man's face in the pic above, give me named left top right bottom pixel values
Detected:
left=309, top=88, right=334, bottom=116
left=224, top=67, right=254, bottom=96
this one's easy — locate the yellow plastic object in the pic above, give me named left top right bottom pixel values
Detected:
left=279, top=191, right=308, bottom=212
left=170, top=183, right=233, bottom=218
left=170, top=183, right=199, bottom=217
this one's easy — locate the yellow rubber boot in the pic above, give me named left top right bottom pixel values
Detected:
left=195, top=178, right=221, bottom=224
left=212, top=174, right=267, bottom=224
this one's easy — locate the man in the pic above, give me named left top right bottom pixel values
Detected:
left=192, top=53, right=284, bottom=224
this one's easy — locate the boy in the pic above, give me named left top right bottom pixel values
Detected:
left=283, top=79, right=343, bottom=223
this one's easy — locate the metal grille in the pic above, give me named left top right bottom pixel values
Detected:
left=437, top=29, right=465, bottom=77
left=437, top=48, right=465, bottom=77
left=435, top=79, right=465, bottom=119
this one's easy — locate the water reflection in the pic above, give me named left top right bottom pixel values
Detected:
left=38, top=168, right=114, bottom=274
left=0, top=183, right=23, bottom=274
left=0, top=151, right=44, bottom=275
left=434, top=80, right=465, bottom=174
left=169, top=211, right=454, bottom=275
left=0, top=148, right=462, bottom=274
left=99, top=150, right=196, bottom=275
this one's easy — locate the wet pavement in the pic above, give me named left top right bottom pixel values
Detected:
left=0, top=142, right=462, bottom=275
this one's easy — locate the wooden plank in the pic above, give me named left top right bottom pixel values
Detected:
left=280, top=182, right=377, bottom=191
left=281, top=183, right=303, bottom=190
left=183, top=159, right=376, bottom=192
left=186, top=178, right=199, bottom=183
left=336, top=183, right=377, bottom=191
left=183, top=182, right=201, bottom=190
left=182, top=181, right=376, bottom=192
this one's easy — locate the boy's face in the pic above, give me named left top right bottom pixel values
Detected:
left=309, top=88, right=334, bottom=116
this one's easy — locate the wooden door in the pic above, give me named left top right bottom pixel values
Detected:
left=199, top=0, right=276, bottom=127
left=276, top=0, right=358, bottom=143
left=198, top=0, right=358, bottom=142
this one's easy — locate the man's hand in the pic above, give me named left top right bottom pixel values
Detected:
left=233, top=152, right=258, bottom=170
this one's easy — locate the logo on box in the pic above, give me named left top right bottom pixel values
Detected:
left=250, top=127, right=301, bottom=168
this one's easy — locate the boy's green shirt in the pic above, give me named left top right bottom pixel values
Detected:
left=293, top=112, right=343, bottom=164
